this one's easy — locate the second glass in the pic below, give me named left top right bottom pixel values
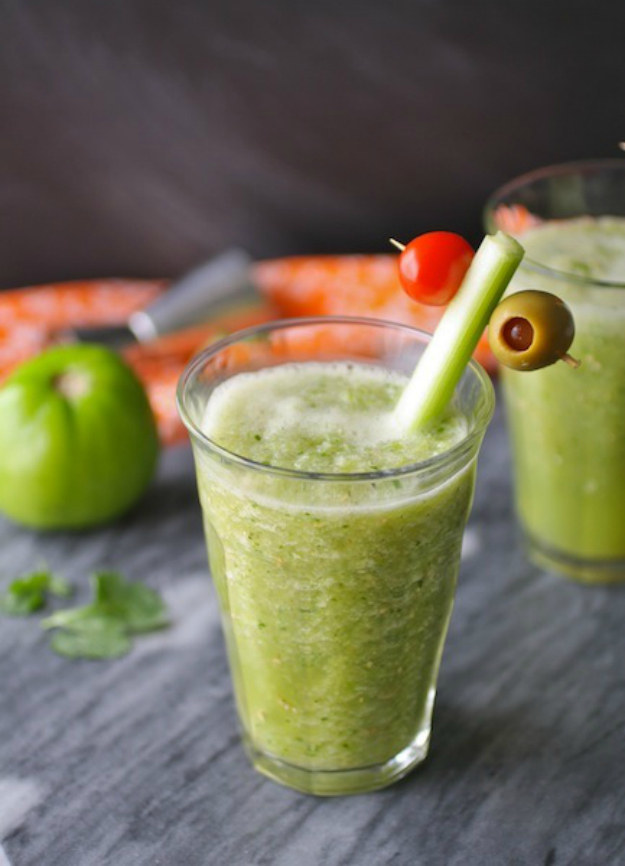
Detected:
left=485, top=160, right=625, bottom=583
left=177, top=317, right=494, bottom=795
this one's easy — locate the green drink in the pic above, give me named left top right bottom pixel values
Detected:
left=486, top=161, right=625, bottom=582
left=178, top=318, right=494, bottom=795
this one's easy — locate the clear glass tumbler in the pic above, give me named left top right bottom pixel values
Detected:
left=177, top=317, right=494, bottom=795
left=485, top=160, right=625, bottom=583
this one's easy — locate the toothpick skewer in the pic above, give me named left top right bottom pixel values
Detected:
left=389, top=238, right=406, bottom=252
left=562, top=353, right=581, bottom=369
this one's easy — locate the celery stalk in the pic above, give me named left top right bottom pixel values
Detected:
left=393, top=231, right=524, bottom=431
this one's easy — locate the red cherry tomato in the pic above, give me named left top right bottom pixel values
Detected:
left=397, top=232, right=474, bottom=306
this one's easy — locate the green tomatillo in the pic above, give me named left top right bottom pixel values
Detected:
left=0, top=345, right=159, bottom=529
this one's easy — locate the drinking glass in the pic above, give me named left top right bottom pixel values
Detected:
left=177, top=317, right=494, bottom=794
left=485, top=160, right=625, bottom=582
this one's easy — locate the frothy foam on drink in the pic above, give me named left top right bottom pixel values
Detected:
left=201, top=362, right=467, bottom=475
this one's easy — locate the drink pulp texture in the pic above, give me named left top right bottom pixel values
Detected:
left=504, top=217, right=625, bottom=569
left=196, top=361, right=476, bottom=771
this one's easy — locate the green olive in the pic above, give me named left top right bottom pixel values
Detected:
left=488, top=290, right=577, bottom=371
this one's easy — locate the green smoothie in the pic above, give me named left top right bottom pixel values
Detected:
left=503, top=217, right=625, bottom=577
left=195, top=361, right=477, bottom=791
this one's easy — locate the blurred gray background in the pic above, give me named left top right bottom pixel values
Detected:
left=1, top=0, right=624, bottom=288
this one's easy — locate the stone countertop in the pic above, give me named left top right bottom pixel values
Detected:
left=1, top=404, right=625, bottom=866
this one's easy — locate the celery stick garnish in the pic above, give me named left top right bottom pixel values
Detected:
left=393, top=231, right=524, bottom=431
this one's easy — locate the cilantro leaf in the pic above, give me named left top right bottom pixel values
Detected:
left=10, top=572, right=51, bottom=593
left=42, top=571, right=169, bottom=659
left=41, top=605, right=100, bottom=631
left=0, top=570, right=70, bottom=616
left=0, top=587, right=46, bottom=615
left=91, top=572, right=169, bottom=633
left=49, top=619, right=132, bottom=659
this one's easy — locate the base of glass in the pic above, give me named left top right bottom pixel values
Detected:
left=525, top=531, right=625, bottom=584
left=242, top=728, right=431, bottom=796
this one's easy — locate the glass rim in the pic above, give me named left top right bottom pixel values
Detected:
left=176, top=315, right=495, bottom=483
left=483, top=158, right=625, bottom=289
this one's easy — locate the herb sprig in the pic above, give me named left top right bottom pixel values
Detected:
left=1, top=569, right=169, bottom=659
left=42, top=572, right=169, bottom=659
left=0, top=569, right=72, bottom=616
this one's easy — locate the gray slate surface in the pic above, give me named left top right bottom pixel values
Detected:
left=2, top=404, right=625, bottom=866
